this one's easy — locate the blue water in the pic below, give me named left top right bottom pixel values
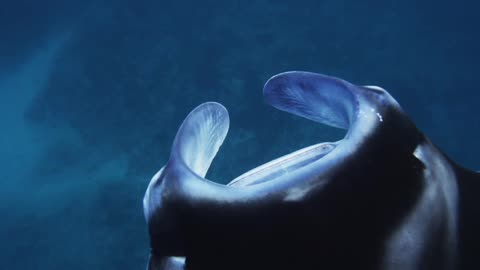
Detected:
left=1, top=1, right=478, bottom=269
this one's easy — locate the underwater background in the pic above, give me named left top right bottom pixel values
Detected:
left=1, top=0, right=479, bottom=269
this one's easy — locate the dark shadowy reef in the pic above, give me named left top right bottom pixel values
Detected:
left=0, top=0, right=479, bottom=269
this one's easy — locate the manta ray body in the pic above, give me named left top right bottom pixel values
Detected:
left=143, top=71, right=480, bottom=270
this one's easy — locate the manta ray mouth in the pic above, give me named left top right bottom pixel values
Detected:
left=228, top=142, right=339, bottom=187
left=171, top=71, right=384, bottom=190
left=227, top=142, right=338, bottom=187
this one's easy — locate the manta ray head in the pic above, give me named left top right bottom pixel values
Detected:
left=143, top=71, right=464, bottom=270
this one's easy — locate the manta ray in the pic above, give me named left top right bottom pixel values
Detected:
left=142, top=71, right=479, bottom=270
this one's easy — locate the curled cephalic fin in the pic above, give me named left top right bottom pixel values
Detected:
left=263, top=71, right=356, bottom=129
left=171, top=102, right=229, bottom=178
left=263, top=71, right=397, bottom=143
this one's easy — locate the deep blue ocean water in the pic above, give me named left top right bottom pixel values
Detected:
left=0, top=1, right=479, bottom=269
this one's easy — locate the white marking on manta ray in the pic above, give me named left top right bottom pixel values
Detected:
left=284, top=185, right=311, bottom=202
left=366, top=107, right=384, bottom=122
left=283, top=184, right=313, bottom=202
left=356, top=106, right=383, bottom=137
left=376, top=112, right=383, bottom=122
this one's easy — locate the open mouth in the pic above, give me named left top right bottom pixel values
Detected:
left=168, top=71, right=387, bottom=191
left=144, top=71, right=392, bottom=214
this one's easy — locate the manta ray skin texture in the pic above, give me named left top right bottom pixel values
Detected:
left=142, top=71, right=480, bottom=270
